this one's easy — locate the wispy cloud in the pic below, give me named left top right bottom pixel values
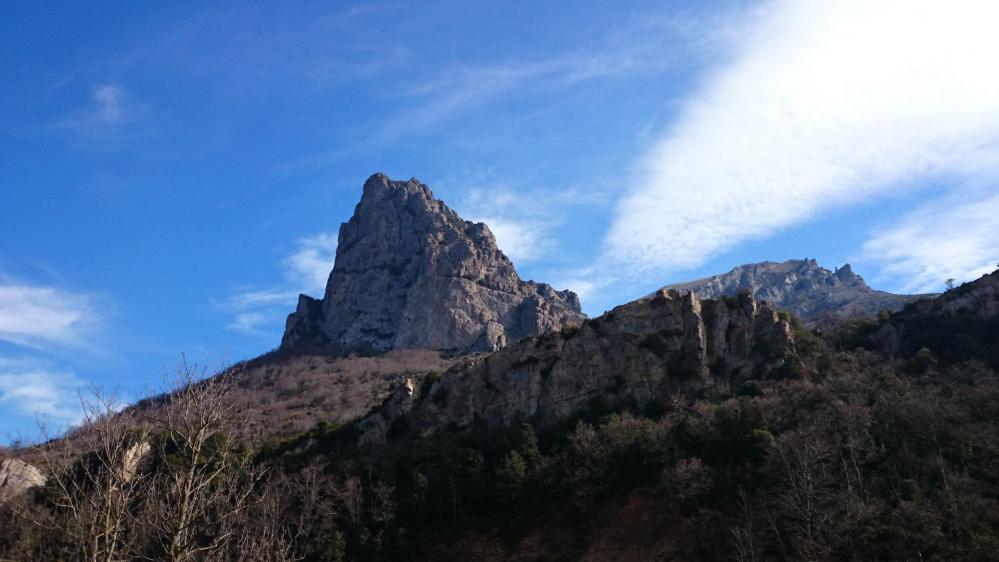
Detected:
left=604, top=0, right=999, bottom=276
left=224, top=289, right=298, bottom=311
left=387, top=53, right=637, bottom=135
left=476, top=217, right=555, bottom=264
left=220, top=233, right=337, bottom=336
left=281, top=8, right=725, bottom=172
left=457, top=188, right=558, bottom=264
left=0, top=279, right=102, bottom=349
left=455, top=182, right=609, bottom=265
left=225, top=311, right=272, bottom=336
left=54, top=83, right=149, bottom=145
left=218, top=289, right=296, bottom=336
left=281, top=232, right=338, bottom=294
left=859, top=190, right=999, bottom=293
left=364, top=10, right=715, bottom=146
left=0, top=357, right=84, bottom=425
left=548, top=266, right=612, bottom=310
left=90, top=85, right=126, bottom=125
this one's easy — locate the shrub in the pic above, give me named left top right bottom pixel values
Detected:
left=420, top=371, right=443, bottom=401
left=560, top=322, right=581, bottom=338
left=906, top=347, right=938, bottom=374
left=495, top=451, right=527, bottom=503
left=515, top=424, right=542, bottom=471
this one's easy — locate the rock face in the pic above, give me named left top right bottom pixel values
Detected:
left=359, top=289, right=796, bottom=442
left=668, top=259, right=931, bottom=325
left=0, top=458, right=46, bottom=503
left=893, top=269, right=999, bottom=321
left=281, top=174, right=585, bottom=354
left=872, top=269, right=999, bottom=362
left=120, top=442, right=151, bottom=484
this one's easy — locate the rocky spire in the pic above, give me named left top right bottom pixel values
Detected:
left=281, top=173, right=585, bottom=354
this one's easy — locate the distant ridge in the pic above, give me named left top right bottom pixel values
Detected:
left=667, top=259, right=933, bottom=324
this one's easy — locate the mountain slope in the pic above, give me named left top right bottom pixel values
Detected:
left=668, top=258, right=931, bottom=324
left=354, top=287, right=797, bottom=443
left=282, top=174, right=585, bottom=354
left=5, top=248, right=999, bottom=561
left=5, top=159, right=998, bottom=560
left=866, top=269, right=999, bottom=366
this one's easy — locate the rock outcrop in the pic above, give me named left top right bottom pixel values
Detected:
left=891, top=269, right=999, bottom=321
left=359, top=289, right=796, bottom=442
left=120, top=442, right=151, bottom=484
left=871, top=269, right=999, bottom=363
left=668, top=259, right=931, bottom=325
left=281, top=174, right=585, bottom=354
left=0, top=458, right=45, bottom=503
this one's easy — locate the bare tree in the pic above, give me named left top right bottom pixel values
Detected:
left=231, top=474, right=302, bottom=562
left=332, top=475, right=365, bottom=527
left=731, top=489, right=759, bottom=562
left=774, top=427, right=836, bottom=561
left=17, top=387, right=151, bottom=562
left=231, top=464, right=342, bottom=562
left=139, top=358, right=266, bottom=562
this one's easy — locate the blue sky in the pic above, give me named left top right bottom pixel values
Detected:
left=2, top=0, right=998, bottom=442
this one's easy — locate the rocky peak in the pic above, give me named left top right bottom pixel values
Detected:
left=668, top=259, right=931, bottom=324
left=834, top=263, right=861, bottom=285
left=281, top=174, right=585, bottom=354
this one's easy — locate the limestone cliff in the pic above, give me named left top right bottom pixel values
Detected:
left=358, top=289, right=796, bottom=442
left=281, top=174, right=585, bottom=354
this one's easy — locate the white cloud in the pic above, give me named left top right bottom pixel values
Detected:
left=226, top=311, right=270, bottom=335
left=605, top=0, right=999, bottom=275
left=551, top=273, right=602, bottom=307
left=218, top=289, right=295, bottom=336
left=376, top=11, right=716, bottom=141
left=456, top=186, right=558, bottom=263
left=859, top=191, right=999, bottom=293
left=455, top=183, right=609, bottom=264
left=388, top=54, right=635, bottom=135
left=282, top=232, right=338, bottom=294
left=54, top=84, right=151, bottom=145
left=0, top=358, right=83, bottom=425
left=0, top=281, right=101, bottom=349
left=91, top=85, right=126, bottom=125
left=474, top=216, right=555, bottom=264
left=220, top=233, right=337, bottom=336
left=223, top=288, right=297, bottom=311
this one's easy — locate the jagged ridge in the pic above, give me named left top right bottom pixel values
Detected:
left=668, top=258, right=931, bottom=324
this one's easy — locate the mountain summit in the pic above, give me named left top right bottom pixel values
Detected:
left=281, top=173, right=585, bottom=354
left=668, top=259, right=931, bottom=324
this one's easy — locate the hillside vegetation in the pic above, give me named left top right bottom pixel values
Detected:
left=1, top=273, right=997, bottom=561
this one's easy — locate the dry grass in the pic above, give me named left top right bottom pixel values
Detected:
left=2, top=349, right=456, bottom=464
left=228, top=349, right=456, bottom=443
